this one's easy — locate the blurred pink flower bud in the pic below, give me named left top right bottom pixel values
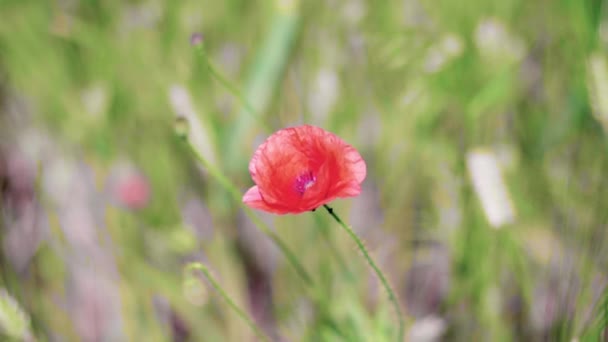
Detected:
left=117, top=174, right=150, bottom=210
left=190, top=33, right=204, bottom=46
left=107, top=163, right=151, bottom=210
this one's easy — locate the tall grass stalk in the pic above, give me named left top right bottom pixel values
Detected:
left=322, top=204, right=404, bottom=341
left=184, top=263, right=271, bottom=342
left=177, top=127, right=313, bottom=286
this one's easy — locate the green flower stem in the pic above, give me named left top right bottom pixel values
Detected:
left=313, top=214, right=355, bottom=281
left=180, top=135, right=313, bottom=286
left=185, top=263, right=270, bottom=342
left=189, top=40, right=311, bottom=286
left=192, top=42, right=270, bottom=132
left=323, top=204, right=404, bottom=342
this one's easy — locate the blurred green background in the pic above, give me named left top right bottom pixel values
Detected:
left=1, top=0, right=608, bottom=341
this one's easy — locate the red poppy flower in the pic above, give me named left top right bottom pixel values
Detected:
left=243, top=125, right=366, bottom=214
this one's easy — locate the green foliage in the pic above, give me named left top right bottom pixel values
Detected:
left=0, top=289, right=31, bottom=341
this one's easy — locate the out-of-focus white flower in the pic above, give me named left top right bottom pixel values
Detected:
left=408, top=315, right=447, bottom=342
left=424, top=33, right=464, bottom=73
left=475, top=18, right=526, bottom=65
left=466, top=148, right=516, bottom=228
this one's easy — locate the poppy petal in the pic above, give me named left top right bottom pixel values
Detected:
left=243, top=125, right=367, bottom=215
left=242, top=186, right=292, bottom=214
left=343, top=145, right=367, bottom=184
left=242, top=185, right=263, bottom=204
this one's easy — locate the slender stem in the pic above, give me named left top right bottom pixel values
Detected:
left=207, top=61, right=257, bottom=118
left=185, top=263, right=271, bottom=342
left=313, top=214, right=355, bottom=280
left=192, top=43, right=270, bottom=132
left=323, top=204, right=404, bottom=341
left=181, top=136, right=313, bottom=286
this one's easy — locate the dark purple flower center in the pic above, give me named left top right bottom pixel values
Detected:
left=294, top=171, right=316, bottom=195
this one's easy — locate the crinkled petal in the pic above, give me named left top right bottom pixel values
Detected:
left=335, top=182, right=362, bottom=198
left=242, top=185, right=263, bottom=204
left=242, top=186, right=292, bottom=214
left=244, top=125, right=367, bottom=215
left=343, top=145, right=366, bottom=184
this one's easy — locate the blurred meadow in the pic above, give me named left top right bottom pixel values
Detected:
left=1, top=0, right=608, bottom=341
